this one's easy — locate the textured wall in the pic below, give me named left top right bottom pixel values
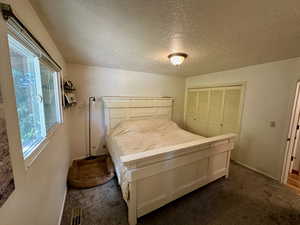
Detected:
left=0, top=1, right=71, bottom=225
left=186, top=58, right=300, bottom=180
left=66, top=64, right=185, bottom=160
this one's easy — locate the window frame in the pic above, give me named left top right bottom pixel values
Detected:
left=7, top=30, right=63, bottom=169
left=23, top=71, right=63, bottom=169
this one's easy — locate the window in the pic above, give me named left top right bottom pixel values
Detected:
left=8, top=35, right=62, bottom=162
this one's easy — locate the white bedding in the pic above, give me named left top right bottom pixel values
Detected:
left=106, top=119, right=205, bottom=200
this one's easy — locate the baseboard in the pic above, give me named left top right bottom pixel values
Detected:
left=57, top=187, right=67, bottom=225
left=71, top=155, right=87, bottom=161
left=71, top=153, right=108, bottom=162
left=232, top=160, right=278, bottom=181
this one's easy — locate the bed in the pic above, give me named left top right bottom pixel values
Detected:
left=102, top=97, right=236, bottom=225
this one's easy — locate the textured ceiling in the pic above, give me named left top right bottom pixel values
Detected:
left=29, top=0, right=300, bottom=76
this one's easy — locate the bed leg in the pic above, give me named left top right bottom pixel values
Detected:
left=225, top=148, right=232, bottom=179
left=128, top=212, right=137, bottom=225
left=225, top=172, right=229, bottom=179
left=128, top=182, right=137, bottom=225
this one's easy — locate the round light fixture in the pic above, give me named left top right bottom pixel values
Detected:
left=168, top=52, right=188, bottom=66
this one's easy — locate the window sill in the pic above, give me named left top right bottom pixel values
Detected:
left=24, top=123, right=61, bottom=170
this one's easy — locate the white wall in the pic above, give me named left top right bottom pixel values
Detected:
left=0, top=1, right=71, bottom=225
left=186, top=58, right=300, bottom=180
left=67, top=64, right=185, bottom=160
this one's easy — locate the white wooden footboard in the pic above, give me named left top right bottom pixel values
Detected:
left=121, top=134, right=236, bottom=225
left=101, top=96, right=236, bottom=225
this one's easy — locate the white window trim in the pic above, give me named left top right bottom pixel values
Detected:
left=24, top=123, right=61, bottom=169
left=1, top=10, right=64, bottom=170
left=7, top=33, right=64, bottom=169
left=24, top=71, right=63, bottom=169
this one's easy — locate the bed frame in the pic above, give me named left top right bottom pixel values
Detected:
left=102, top=96, right=236, bottom=225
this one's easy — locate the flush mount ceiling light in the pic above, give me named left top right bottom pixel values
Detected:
left=168, top=52, right=188, bottom=66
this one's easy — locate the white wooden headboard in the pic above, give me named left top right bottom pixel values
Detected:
left=102, top=96, right=174, bottom=134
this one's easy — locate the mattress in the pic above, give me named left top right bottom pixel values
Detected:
left=106, top=119, right=205, bottom=200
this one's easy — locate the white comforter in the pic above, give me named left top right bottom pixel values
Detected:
left=106, top=119, right=205, bottom=200
left=108, top=119, right=203, bottom=156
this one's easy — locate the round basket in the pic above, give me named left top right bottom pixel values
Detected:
left=68, top=155, right=114, bottom=188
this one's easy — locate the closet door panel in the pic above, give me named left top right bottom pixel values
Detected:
left=185, top=90, right=199, bottom=133
left=207, top=88, right=224, bottom=137
left=185, top=85, right=243, bottom=140
left=196, top=89, right=209, bottom=136
left=185, top=116, right=198, bottom=133
left=222, top=87, right=242, bottom=160
left=197, top=89, right=209, bottom=120
left=222, top=87, right=242, bottom=134
left=196, top=122, right=208, bottom=136
left=186, top=91, right=198, bottom=115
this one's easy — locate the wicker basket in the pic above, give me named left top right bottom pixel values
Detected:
left=67, top=155, right=114, bottom=188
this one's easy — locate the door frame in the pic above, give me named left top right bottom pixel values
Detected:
left=281, top=81, right=300, bottom=184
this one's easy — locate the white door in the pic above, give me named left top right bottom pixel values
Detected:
left=292, top=134, right=300, bottom=172
left=195, top=88, right=210, bottom=135
left=282, top=81, right=300, bottom=183
left=185, top=85, right=243, bottom=138
left=207, top=88, right=225, bottom=137
left=185, top=90, right=198, bottom=133
left=221, top=86, right=242, bottom=159
left=221, top=87, right=242, bottom=134
left=290, top=112, right=300, bottom=173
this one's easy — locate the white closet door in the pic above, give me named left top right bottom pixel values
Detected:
left=207, top=88, right=225, bottom=137
left=196, top=89, right=210, bottom=135
left=185, top=90, right=198, bottom=132
left=186, top=90, right=198, bottom=115
left=185, top=85, right=243, bottom=139
left=221, top=87, right=242, bottom=134
left=222, top=86, right=242, bottom=160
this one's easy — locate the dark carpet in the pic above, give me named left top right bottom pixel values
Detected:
left=61, top=162, right=300, bottom=225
